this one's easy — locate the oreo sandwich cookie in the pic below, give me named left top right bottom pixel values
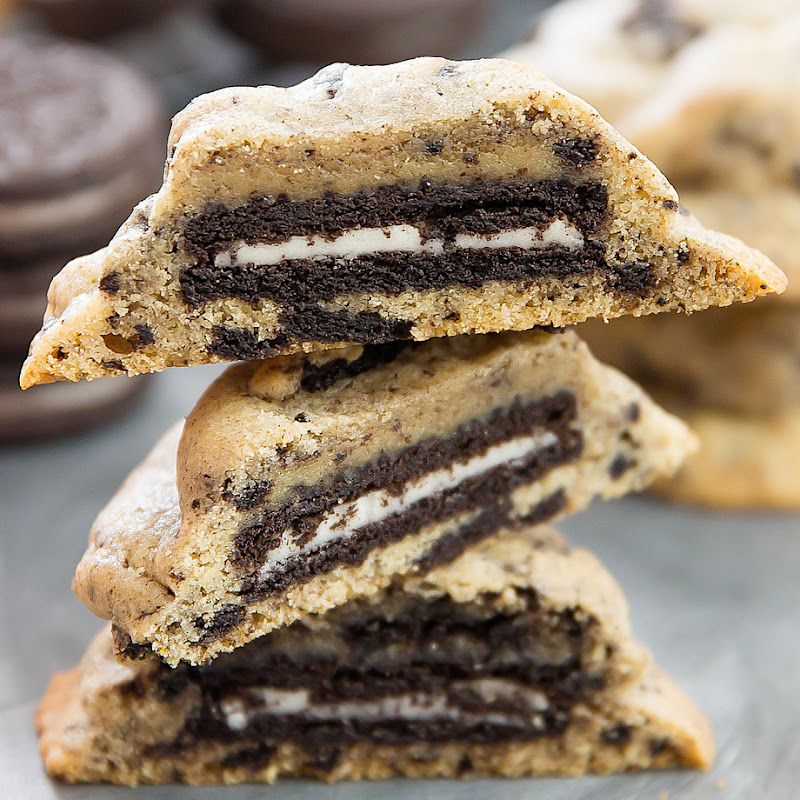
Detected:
left=0, top=362, right=151, bottom=442
left=0, top=35, right=166, bottom=260
left=216, top=0, right=489, bottom=65
left=21, top=0, right=190, bottom=39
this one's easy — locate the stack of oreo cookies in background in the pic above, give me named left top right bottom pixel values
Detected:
left=27, top=57, right=786, bottom=785
left=214, top=0, right=490, bottom=65
left=0, top=35, right=165, bottom=441
left=20, top=0, right=191, bottom=39
left=507, top=0, right=800, bottom=510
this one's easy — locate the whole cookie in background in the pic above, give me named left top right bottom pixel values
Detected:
left=0, top=35, right=165, bottom=441
left=20, top=0, right=191, bottom=39
left=504, top=0, right=799, bottom=124
left=215, top=0, right=489, bottom=65
left=0, top=36, right=165, bottom=259
left=505, top=0, right=692, bottom=123
left=580, top=187, right=800, bottom=419
left=650, top=405, right=800, bottom=511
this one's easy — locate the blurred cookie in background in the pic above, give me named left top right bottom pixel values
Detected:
left=0, top=34, right=166, bottom=441
left=507, top=0, right=800, bottom=511
left=620, top=16, right=800, bottom=193
left=649, top=405, right=800, bottom=511
left=20, top=0, right=192, bottom=39
left=582, top=300, right=800, bottom=421
left=582, top=190, right=800, bottom=421
left=215, top=0, right=489, bottom=65
left=504, top=0, right=796, bottom=124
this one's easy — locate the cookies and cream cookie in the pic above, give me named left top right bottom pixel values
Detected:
left=72, top=330, right=696, bottom=666
left=20, top=57, right=783, bottom=388
left=621, top=17, right=800, bottom=192
left=505, top=0, right=795, bottom=125
left=651, top=405, right=800, bottom=510
left=40, top=525, right=714, bottom=784
left=582, top=300, right=800, bottom=418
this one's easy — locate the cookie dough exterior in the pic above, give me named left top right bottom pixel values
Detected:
left=20, top=57, right=783, bottom=388
left=73, top=330, right=696, bottom=666
left=40, top=526, right=715, bottom=785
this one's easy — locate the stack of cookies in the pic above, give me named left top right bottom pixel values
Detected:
left=27, top=58, right=784, bottom=785
left=509, top=0, right=800, bottom=509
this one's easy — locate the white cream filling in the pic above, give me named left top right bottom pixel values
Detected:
left=259, top=431, right=558, bottom=578
left=214, top=218, right=584, bottom=268
left=220, top=680, right=550, bottom=732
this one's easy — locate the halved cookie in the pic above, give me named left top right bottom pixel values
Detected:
left=73, top=329, right=696, bottom=666
left=20, top=57, right=783, bottom=387
left=40, top=525, right=714, bottom=785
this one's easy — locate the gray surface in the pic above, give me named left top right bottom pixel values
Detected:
left=1, top=366, right=800, bottom=799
